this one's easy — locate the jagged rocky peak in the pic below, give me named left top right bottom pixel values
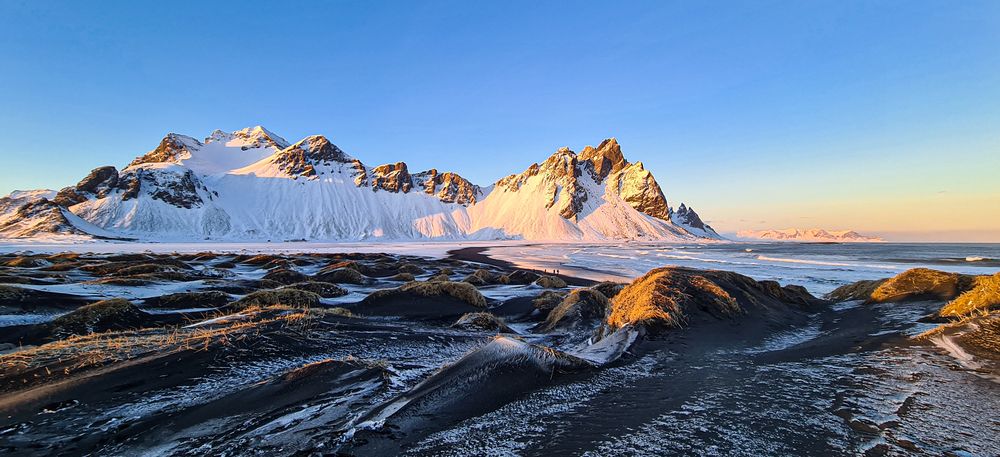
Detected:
left=671, top=203, right=715, bottom=233
left=413, top=169, right=482, bottom=205
left=118, top=166, right=206, bottom=208
left=370, top=162, right=412, bottom=193
left=272, top=135, right=354, bottom=178
left=579, top=137, right=628, bottom=182
left=609, top=161, right=670, bottom=220
left=53, top=166, right=120, bottom=207
left=129, top=133, right=202, bottom=168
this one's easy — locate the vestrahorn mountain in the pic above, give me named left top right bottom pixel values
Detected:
left=0, top=127, right=721, bottom=242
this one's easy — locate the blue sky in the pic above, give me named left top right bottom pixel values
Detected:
left=1, top=1, right=998, bottom=240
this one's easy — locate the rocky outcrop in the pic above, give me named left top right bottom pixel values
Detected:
left=614, top=162, right=670, bottom=220
left=413, top=169, right=482, bottom=205
left=579, top=138, right=627, bottom=181
left=129, top=134, right=200, bottom=167
left=371, top=162, right=413, bottom=193
left=54, top=166, right=119, bottom=207
left=118, top=167, right=206, bottom=208
left=491, top=139, right=675, bottom=223
left=670, top=203, right=720, bottom=237
left=272, top=135, right=354, bottom=178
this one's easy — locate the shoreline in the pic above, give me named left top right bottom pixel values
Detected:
left=446, top=246, right=598, bottom=287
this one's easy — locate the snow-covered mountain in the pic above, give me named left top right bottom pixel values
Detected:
left=736, top=228, right=882, bottom=242
left=0, top=127, right=722, bottom=242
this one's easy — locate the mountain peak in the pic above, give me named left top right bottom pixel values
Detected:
left=128, top=133, right=201, bottom=168
left=580, top=137, right=628, bottom=181
left=232, top=125, right=290, bottom=149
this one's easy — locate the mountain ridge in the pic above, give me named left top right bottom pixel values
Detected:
left=737, top=228, right=882, bottom=242
left=0, top=127, right=722, bottom=242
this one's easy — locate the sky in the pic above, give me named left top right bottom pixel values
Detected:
left=1, top=0, right=998, bottom=241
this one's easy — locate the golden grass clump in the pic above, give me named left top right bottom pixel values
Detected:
left=869, top=268, right=970, bottom=303
left=939, top=272, right=1000, bottom=317
left=607, top=268, right=740, bottom=330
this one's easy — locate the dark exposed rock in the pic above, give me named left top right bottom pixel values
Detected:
left=54, top=166, right=119, bottom=207
left=129, top=133, right=200, bottom=167
left=671, top=203, right=712, bottom=231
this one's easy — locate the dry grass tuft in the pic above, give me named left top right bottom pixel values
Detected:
left=940, top=272, right=1000, bottom=317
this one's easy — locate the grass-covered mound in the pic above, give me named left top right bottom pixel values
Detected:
left=500, top=270, right=540, bottom=285
left=262, top=268, right=308, bottom=285
left=532, top=290, right=568, bottom=314
left=279, top=281, right=347, bottom=298
left=359, top=281, right=487, bottom=319
left=534, top=275, right=567, bottom=289
left=51, top=299, right=151, bottom=337
left=462, top=269, right=499, bottom=286
left=828, top=268, right=977, bottom=303
left=607, top=267, right=821, bottom=331
left=540, top=289, right=610, bottom=333
left=313, top=267, right=369, bottom=285
left=143, top=291, right=231, bottom=309
left=451, top=312, right=514, bottom=333
left=232, top=289, right=321, bottom=310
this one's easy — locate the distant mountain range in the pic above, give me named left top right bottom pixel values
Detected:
left=737, top=228, right=882, bottom=242
left=0, top=126, right=721, bottom=242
